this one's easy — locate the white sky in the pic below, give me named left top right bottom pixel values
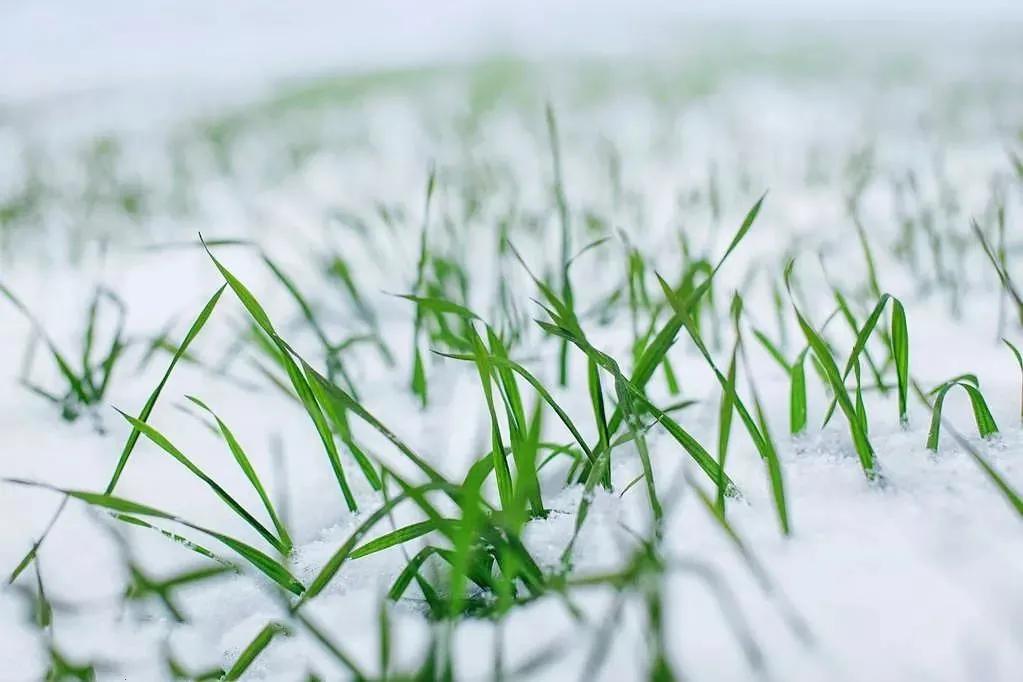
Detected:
left=3, top=1, right=1021, bottom=101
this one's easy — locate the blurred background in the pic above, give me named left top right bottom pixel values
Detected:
left=4, top=0, right=1022, bottom=101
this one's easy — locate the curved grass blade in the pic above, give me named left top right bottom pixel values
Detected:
left=409, top=166, right=436, bottom=407
left=8, top=496, right=68, bottom=585
left=202, top=238, right=358, bottom=511
left=351, top=519, right=457, bottom=560
left=0, top=281, right=90, bottom=407
left=297, top=481, right=452, bottom=606
left=8, top=480, right=304, bottom=596
left=223, top=622, right=290, bottom=681
left=115, top=409, right=285, bottom=554
left=1003, top=338, right=1023, bottom=425
left=105, top=285, right=226, bottom=493
left=185, top=396, right=292, bottom=552
left=434, top=350, right=595, bottom=466
left=926, top=378, right=999, bottom=451
left=604, top=194, right=765, bottom=446
left=945, top=424, right=1023, bottom=518
left=783, top=266, right=877, bottom=479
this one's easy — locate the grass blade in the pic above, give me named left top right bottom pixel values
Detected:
left=185, top=396, right=293, bottom=552
left=224, top=622, right=289, bottom=680
left=106, top=285, right=226, bottom=493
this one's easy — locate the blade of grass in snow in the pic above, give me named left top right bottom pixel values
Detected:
left=658, top=278, right=787, bottom=532
left=1004, top=338, right=1023, bottom=424
left=926, top=375, right=999, bottom=451
left=434, top=350, right=596, bottom=469
left=7, top=480, right=304, bottom=595
left=0, top=281, right=91, bottom=411
left=785, top=264, right=878, bottom=480
left=350, top=519, right=458, bottom=560
left=790, top=349, right=809, bottom=434
left=601, top=194, right=766, bottom=450
left=202, top=237, right=361, bottom=511
left=263, top=253, right=358, bottom=396
left=114, top=409, right=287, bottom=554
left=185, top=396, right=293, bottom=553
left=973, top=218, right=1023, bottom=326
left=106, top=285, right=226, bottom=493
left=821, top=292, right=909, bottom=428
left=546, top=103, right=573, bottom=387
left=944, top=424, right=1023, bottom=518
left=466, top=324, right=515, bottom=511
left=223, top=622, right=290, bottom=681
left=410, top=166, right=436, bottom=407
left=715, top=314, right=740, bottom=514
left=8, top=495, right=67, bottom=585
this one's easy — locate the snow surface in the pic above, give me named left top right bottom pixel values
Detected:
left=2, top=10, right=1023, bottom=682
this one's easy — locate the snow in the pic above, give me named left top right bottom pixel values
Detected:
left=2, top=7, right=1023, bottom=681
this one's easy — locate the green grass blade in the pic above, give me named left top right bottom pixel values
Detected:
left=185, top=396, right=293, bottom=552
left=790, top=349, right=808, bottom=434
left=303, top=373, right=382, bottom=493
left=115, top=410, right=286, bottom=554
left=752, top=330, right=790, bottom=373
left=785, top=277, right=877, bottom=479
left=105, top=285, right=226, bottom=493
left=8, top=496, right=68, bottom=585
left=716, top=342, right=738, bottom=514
left=297, top=481, right=451, bottom=606
left=973, top=218, right=1023, bottom=325
left=0, top=281, right=91, bottom=408
left=409, top=166, right=436, bottom=407
left=203, top=240, right=358, bottom=511
left=587, top=359, right=612, bottom=489
left=946, top=427, right=1023, bottom=518
left=546, top=103, right=573, bottom=387
left=223, top=622, right=289, bottom=680
left=8, top=480, right=304, bottom=595
left=891, top=299, right=910, bottom=425
left=434, top=350, right=595, bottom=466
left=1003, top=338, right=1023, bottom=425
left=350, top=519, right=457, bottom=559
left=612, top=195, right=765, bottom=436
left=926, top=379, right=999, bottom=451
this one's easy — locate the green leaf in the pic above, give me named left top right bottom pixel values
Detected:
left=1003, top=338, right=1023, bottom=425
left=716, top=342, right=739, bottom=514
left=890, top=299, right=910, bottom=425
left=105, top=285, right=226, bottom=493
left=787, top=289, right=877, bottom=480
left=202, top=240, right=358, bottom=512
left=351, top=519, right=457, bottom=559
left=8, top=496, right=68, bottom=585
left=948, top=430, right=1023, bottom=518
left=396, top=294, right=480, bottom=320
left=116, top=410, right=286, bottom=554
left=926, top=379, right=999, bottom=451
left=297, top=481, right=451, bottom=606
left=223, top=622, right=290, bottom=680
left=789, top=349, right=808, bottom=435
left=9, top=480, right=304, bottom=596
left=185, top=396, right=292, bottom=552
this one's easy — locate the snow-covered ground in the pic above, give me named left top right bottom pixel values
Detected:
left=2, top=8, right=1023, bottom=681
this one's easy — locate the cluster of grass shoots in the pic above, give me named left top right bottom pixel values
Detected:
left=4, top=106, right=1023, bottom=682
